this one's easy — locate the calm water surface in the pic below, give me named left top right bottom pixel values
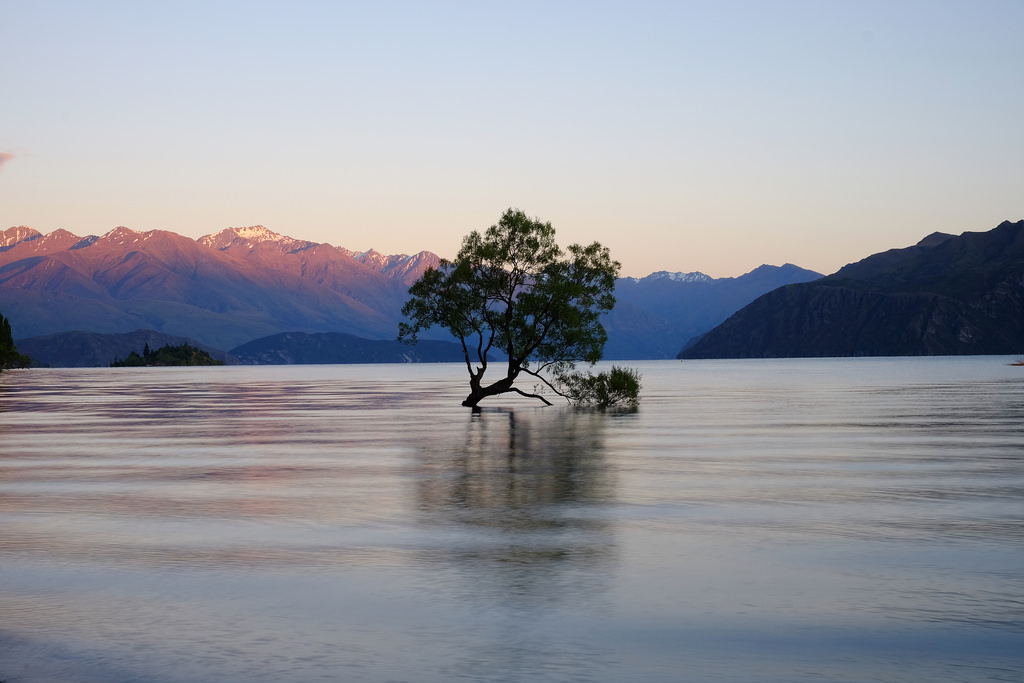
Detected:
left=1, top=358, right=1022, bottom=682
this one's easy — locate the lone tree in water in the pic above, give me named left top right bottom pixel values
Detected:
left=400, top=208, right=638, bottom=409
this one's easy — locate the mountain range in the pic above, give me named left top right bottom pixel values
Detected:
left=680, top=220, right=1024, bottom=358
left=604, top=263, right=821, bottom=358
left=2, top=224, right=822, bottom=366
left=0, top=225, right=439, bottom=351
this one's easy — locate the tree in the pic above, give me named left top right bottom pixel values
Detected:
left=0, top=311, right=31, bottom=371
left=399, top=208, right=639, bottom=409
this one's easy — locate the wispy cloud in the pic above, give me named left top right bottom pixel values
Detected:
left=0, top=152, right=14, bottom=171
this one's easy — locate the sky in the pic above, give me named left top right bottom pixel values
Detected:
left=1, top=1, right=1022, bottom=278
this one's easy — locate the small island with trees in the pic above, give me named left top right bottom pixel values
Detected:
left=110, top=343, right=225, bottom=367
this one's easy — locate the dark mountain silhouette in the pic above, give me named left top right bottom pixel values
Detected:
left=680, top=220, right=1024, bottom=358
left=602, top=264, right=823, bottom=358
left=230, top=331, right=470, bottom=365
left=17, top=329, right=237, bottom=368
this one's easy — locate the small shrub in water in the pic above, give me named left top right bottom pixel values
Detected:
left=559, top=365, right=641, bottom=409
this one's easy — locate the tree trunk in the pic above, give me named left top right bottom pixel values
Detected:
left=462, top=374, right=516, bottom=409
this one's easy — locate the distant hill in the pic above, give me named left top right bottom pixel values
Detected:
left=680, top=220, right=1024, bottom=358
left=230, top=332, right=469, bottom=364
left=17, top=329, right=237, bottom=367
left=18, top=328, right=473, bottom=367
left=603, top=264, right=823, bottom=358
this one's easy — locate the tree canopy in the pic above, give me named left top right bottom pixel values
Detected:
left=0, top=312, right=31, bottom=371
left=399, top=208, right=639, bottom=408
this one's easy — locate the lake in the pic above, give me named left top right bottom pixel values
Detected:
left=1, top=358, right=1022, bottom=682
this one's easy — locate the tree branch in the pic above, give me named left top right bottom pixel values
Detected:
left=510, top=386, right=554, bottom=406
left=520, top=366, right=569, bottom=401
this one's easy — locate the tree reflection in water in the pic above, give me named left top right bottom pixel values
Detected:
left=414, top=407, right=618, bottom=608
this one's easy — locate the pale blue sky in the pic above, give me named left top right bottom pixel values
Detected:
left=2, top=1, right=1021, bottom=277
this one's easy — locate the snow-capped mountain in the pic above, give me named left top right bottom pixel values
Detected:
left=353, top=249, right=442, bottom=286
left=197, top=226, right=435, bottom=286
left=198, top=225, right=317, bottom=253
left=0, top=224, right=440, bottom=350
left=0, top=226, right=40, bottom=248
left=623, top=270, right=712, bottom=284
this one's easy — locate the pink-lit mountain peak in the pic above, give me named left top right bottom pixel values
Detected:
left=199, top=225, right=317, bottom=254
left=98, top=226, right=195, bottom=249
left=354, top=249, right=420, bottom=268
left=1, top=226, right=41, bottom=248
left=195, top=226, right=440, bottom=284
left=0, top=227, right=92, bottom=266
left=1, top=223, right=439, bottom=285
left=353, top=249, right=441, bottom=283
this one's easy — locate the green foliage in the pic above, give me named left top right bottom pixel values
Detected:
left=400, top=208, right=640, bottom=408
left=0, top=312, right=31, bottom=371
left=110, top=343, right=224, bottom=367
left=556, top=365, right=642, bottom=409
